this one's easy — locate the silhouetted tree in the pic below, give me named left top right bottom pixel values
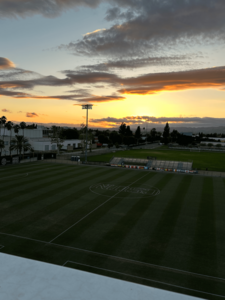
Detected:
left=119, top=122, right=126, bottom=134
left=124, top=136, right=136, bottom=146
left=150, top=128, right=157, bottom=140
left=135, top=126, right=141, bottom=144
left=163, top=123, right=170, bottom=144
left=5, top=121, right=13, bottom=155
left=125, top=126, right=132, bottom=136
left=61, top=128, right=79, bottom=139
left=171, top=130, right=179, bottom=142
left=109, top=131, right=122, bottom=144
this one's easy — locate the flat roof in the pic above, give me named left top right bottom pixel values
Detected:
left=0, top=253, right=202, bottom=300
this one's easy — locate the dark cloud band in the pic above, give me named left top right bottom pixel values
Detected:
left=60, top=0, right=225, bottom=57
left=90, top=116, right=225, bottom=126
left=1, top=64, right=225, bottom=103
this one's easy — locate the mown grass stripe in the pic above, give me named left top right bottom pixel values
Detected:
left=51, top=171, right=155, bottom=245
left=0, top=162, right=61, bottom=179
left=0, top=165, right=61, bottom=187
left=187, top=177, right=218, bottom=295
left=110, top=174, right=183, bottom=261
left=213, top=178, right=225, bottom=279
left=0, top=163, right=74, bottom=191
left=57, top=172, right=160, bottom=247
left=86, top=173, right=172, bottom=257
left=28, top=168, right=138, bottom=241
left=62, top=172, right=170, bottom=252
left=0, top=167, right=121, bottom=232
left=189, top=177, right=217, bottom=276
left=0, top=164, right=101, bottom=201
left=0, top=162, right=43, bottom=175
left=0, top=165, right=107, bottom=218
left=158, top=176, right=203, bottom=272
left=139, top=175, right=192, bottom=265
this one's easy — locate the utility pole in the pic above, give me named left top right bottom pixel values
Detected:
left=82, top=104, right=93, bottom=163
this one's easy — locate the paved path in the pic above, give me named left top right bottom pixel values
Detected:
left=198, top=170, right=225, bottom=177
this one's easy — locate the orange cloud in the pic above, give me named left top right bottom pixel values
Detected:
left=26, top=112, right=38, bottom=118
left=0, top=57, right=15, bottom=70
left=119, top=66, right=225, bottom=95
left=72, top=95, right=125, bottom=103
left=2, top=108, right=12, bottom=113
left=1, top=66, right=225, bottom=103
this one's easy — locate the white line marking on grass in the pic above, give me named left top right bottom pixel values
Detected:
left=63, top=260, right=69, bottom=266
left=64, top=261, right=225, bottom=299
left=51, top=243, right=225, bottom=283
left=89, top=182, right=160, bottom=198
left=49, top=172, right=150, bottom=243
left=1, top=231, right=225, bottom=284
left=0, top=232, right=46, bottom=244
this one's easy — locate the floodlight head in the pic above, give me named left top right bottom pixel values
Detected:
left=82, top=104, right=93, bottom=110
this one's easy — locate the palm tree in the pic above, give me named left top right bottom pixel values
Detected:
left=0, top=115, right=7, bottom=141
left=20, top=122, right=26, bottom=137
left=13, top=124, right=20, bottom=135
left=10, top=135, right=33, bottom=158
left=23, top=140, right=34, bottom=155
left=0, top=139, right=4, bottom=157
left=5, top=121, right=13, bottom=156
left=20, top=122, right=26, bottom=156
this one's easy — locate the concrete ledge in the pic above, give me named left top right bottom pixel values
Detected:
left=0, top=253, right=202, bottom=300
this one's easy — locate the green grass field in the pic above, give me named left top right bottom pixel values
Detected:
left=0, top=162, right=225, bottom=299
left=86, top=148, right=225, bottom=172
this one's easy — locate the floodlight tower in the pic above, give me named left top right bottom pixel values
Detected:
left=82, top=104, right=93, bottom=163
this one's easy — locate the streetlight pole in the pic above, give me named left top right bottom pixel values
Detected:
left=82, top=104, right=93, bottom=163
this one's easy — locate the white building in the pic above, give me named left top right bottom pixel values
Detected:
left=0, top=128, right=43, bottom=138
left=29, top=138, right=57, bottom=152
left=62, top=139, right=82, bottom=150
left=0, top=127, right=82, bottom=155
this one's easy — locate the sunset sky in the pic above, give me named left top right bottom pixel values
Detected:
left=1, top=0, right=225, bottom=129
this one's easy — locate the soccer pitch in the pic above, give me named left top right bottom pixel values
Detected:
left=0, top=162, right=225, bottom=299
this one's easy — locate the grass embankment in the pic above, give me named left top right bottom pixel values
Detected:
left=86, top=148, right=225, bottom=172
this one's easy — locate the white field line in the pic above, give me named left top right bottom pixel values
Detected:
left=0, top=231, right=225, bottom=283
left=0, top=232, right=47, bottom=244
left=63, top=260, right=69, bottom=266
left=64, top=261, right=225, bottom=299
left=49, top=172, right=150, bottom=243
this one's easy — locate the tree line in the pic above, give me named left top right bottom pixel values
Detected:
left=1, top=115, right=221, bottom=157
